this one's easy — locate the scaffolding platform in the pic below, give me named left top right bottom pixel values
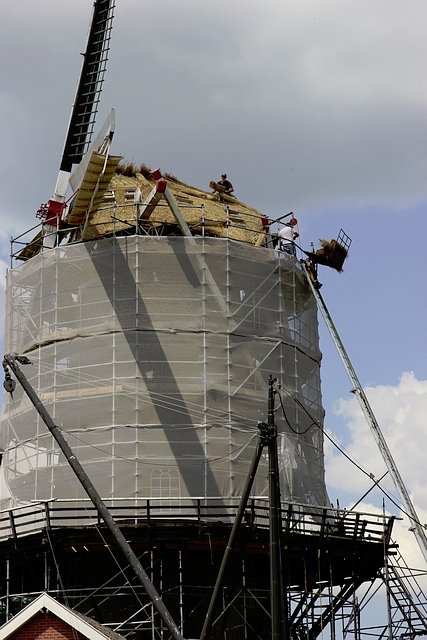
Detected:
left=0, top=499, right=393, bottom=639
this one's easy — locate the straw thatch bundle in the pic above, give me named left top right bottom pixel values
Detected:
left=83, top=167, right=267, bottom=246
left=306, top=239, right=348, bottom=272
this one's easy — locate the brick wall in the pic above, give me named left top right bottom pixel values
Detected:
left=11, top=612, right=87, bottom=640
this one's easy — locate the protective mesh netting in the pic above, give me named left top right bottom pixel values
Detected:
left=0, top=237, right=329, bottom=507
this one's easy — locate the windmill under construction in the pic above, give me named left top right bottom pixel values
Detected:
left=0, top=2, right=426, bottom=639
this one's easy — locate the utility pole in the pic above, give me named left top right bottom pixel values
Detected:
left=201, top=377, right=289, bottom=640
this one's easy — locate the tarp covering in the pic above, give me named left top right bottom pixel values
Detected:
left=0, top=237, right=329, bottom=508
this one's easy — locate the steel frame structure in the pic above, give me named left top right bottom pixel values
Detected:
left=0, top=499, right=394, bottom=639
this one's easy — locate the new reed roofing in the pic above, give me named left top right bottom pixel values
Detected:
left=80, top=163, right=268, bottom=245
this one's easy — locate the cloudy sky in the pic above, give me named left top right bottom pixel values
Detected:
left=1, top=0, right=426, bottom=599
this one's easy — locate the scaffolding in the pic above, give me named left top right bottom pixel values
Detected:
left=0, top=233, right=425, bottom=639
left=0, top=498, right=394, bottom=639
left=2, top=0, right=425, bottom=634
left=0, top=237, right=328, bottom=509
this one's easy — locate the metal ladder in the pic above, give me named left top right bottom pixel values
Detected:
left=381, top=544, right=427, bottom=637
left=301, top=261, right=427, bottom=564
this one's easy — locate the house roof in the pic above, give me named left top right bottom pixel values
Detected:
left=0, top=592, right=126, bottom=640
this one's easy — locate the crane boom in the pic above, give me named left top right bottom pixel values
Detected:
left=301, top=262, right=427, bottom=563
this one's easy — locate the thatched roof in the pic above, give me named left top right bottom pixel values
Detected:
left=79, top=166, right=268, bottom=245
left=14, top=164, right=271, bottom=263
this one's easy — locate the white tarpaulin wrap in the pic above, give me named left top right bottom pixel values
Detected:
left=0, top=237, right=329, bottom=507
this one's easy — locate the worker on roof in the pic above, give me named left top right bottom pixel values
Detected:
left=278, top=216, right=299, bottom=257
left=261, top=214, right=271, bottom=233
left=218, top=173, right=234, bottom=195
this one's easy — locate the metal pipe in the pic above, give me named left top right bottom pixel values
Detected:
left=267, top=376, right=288, bottom=640
left=3, top=354, right=184, bottom=640
left=6, top=558, right=10, bottom=621
left=200, top=423, right=269, bottom=640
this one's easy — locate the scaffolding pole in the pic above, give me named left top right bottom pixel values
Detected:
left=2, top=354, right=185, bottom=640
left=199, top=422, right=269, bottom=640
left=268, top=376, right=288, bottom=640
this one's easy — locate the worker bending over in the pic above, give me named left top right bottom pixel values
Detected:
left=218, top=173, right=234, bottom=195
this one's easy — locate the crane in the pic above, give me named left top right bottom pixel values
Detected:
left=301, top=260, right=427, bottom=564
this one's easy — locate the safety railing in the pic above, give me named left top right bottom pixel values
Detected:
left=0, top=497, right=392, bottom=545
left=9, top=203, right=290, bottom=267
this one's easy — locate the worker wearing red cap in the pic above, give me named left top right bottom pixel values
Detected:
left=278, top=217, right=299, bottom=256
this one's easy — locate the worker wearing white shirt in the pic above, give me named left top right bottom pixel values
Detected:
left=278, top=217, right=299, bottom=256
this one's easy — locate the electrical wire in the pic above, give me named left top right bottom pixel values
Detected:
left=349, top=471, right=388, bottom=512
left=10, top=353, right=426, bottom=530
left=31, top=356, right=260, bottom=429
left=3, top=372, right=259, bottom=471
left=276, top=388, right=317, bottom=435
left=64, top=428, right=258, bottom=467
left=282, top=387, right=427, bottom=531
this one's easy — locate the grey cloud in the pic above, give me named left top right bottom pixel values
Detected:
left=0, top=0, right=426, bottom=230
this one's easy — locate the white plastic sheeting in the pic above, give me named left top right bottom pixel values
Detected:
left=0, top=237, right=329, bottom=507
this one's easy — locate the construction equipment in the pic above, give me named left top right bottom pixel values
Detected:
left=305, top=228, right=351, bottom=273
left=301, top=261, right=427, bottom=564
